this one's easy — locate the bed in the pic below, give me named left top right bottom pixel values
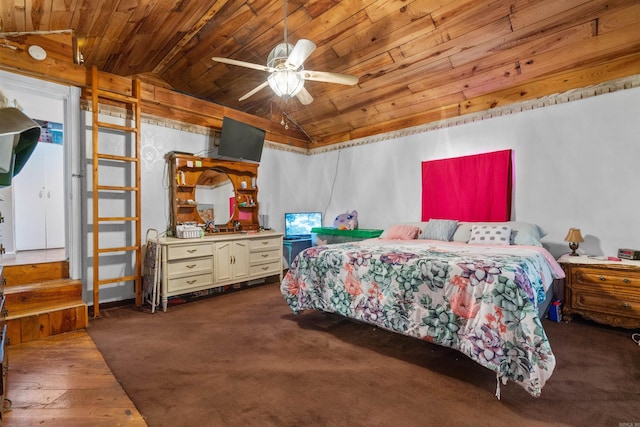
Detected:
left=280, top=221, right=565, bottom=398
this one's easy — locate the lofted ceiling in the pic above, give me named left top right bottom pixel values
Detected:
left=1, top=0, right=640, bottom=147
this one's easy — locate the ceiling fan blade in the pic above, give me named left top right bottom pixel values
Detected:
left=302, top=70, right=359, bottom=86
left=212, top=57, right=276, bottom=73
left=239, top=81, right=270, bottom=101
left=296, top=86, right=313, bottom=105
left=285, top=39, right=316, bottom=69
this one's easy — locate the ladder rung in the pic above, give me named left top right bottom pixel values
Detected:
left=96, top=120, right=139, bottom=133
left=96, top=275, right=139, bottom=286
left=96, top=88, right=139, bottom=105
left=97, top=185, right=139, bottom=192
left=97, top=245, right=140, bottom=254
left=97, top=153, right=139, bottom=162
left=97, top=216, right=139, bottom=222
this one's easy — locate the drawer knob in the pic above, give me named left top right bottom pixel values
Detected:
left=622, top=302, right=630, bottom=308
left=623, top=278, right=631, bottom=284
left=187, top=249, right=197, bottom=253
left=186, top=264, right=196, bottom=269
left=261, top=254, right=268, bottom=258
left=262, top=241, right=269, bottom=245
left=187, top=279, right=196, bottom=284
left=598, top=276, right=606, bottom=281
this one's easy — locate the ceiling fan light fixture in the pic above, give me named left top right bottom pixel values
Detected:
left=267, top=43, right=294, bottom=68
left=268, top=70, right=303, bottom=99
left=211, top=0, right=358, bottom=105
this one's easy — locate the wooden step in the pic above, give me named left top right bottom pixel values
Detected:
left=5, top=278, right=82, bottom=314
left=6, top=302, right=88, bottom=345
left=2, top=260, right=69, bottom=286
left=4, top=278, right=88, bottom=345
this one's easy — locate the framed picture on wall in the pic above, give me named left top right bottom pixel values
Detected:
left=35, top=120, right=63, bottom=144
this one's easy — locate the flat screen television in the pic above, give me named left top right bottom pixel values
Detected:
left=284, top=212, right=322, bottom=240
left=217, top=116, right=266, bottom=163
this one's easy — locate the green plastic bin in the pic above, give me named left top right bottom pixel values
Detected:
left=311, top=227, right=383, bottom=245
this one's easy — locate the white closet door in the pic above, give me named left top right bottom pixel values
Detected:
left=14, top=142, right=65, bottom=250
left=44, top=143, right=65, bottom=248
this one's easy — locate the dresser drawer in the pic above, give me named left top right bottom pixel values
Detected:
left=250, top=260, right=281, bottom=278
left=574, top=268, right=640, bottom=287
left=168, top=257, right=213, bottom=276
left=249, top=237, right=281, bottom=252
left=249, top=249, right=280, bottom=264
left=167, top=272, right=214, bottom=293
left=167, top=243, right=213, bottom=260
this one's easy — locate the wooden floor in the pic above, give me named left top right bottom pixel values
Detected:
left=2, top=249, right=146, bottom=426
left=4, top=330, right=147, bottom=426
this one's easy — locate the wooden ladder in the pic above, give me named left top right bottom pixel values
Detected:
left=91, top=66, right=142, bottom=317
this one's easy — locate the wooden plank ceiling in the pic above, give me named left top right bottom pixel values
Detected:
left=1, top=0, right=640, bottom=148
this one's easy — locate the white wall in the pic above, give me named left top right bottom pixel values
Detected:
left=3, top=67, right=638, bottom=304
left=259, top=86, right=640, bottom=259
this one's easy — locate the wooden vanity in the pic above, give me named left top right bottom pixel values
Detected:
left=152, top=153, right=282, bottom=311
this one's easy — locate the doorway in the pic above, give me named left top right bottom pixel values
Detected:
left=0, top=70, right=82, bottom=280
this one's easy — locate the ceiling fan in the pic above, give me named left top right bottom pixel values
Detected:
left=212, top=0, right=358, bottom=105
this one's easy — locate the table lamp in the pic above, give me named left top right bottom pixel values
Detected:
left=564, top=228, right=584, bottom=256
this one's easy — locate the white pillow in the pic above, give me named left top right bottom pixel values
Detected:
left=467, top=225, right=512, bottom=245
left=453, top=221, right=545, bottom=246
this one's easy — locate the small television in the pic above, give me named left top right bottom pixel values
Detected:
left=284, top=212, right=322, bottom=240
left=217, top=116, right=266, bottom=163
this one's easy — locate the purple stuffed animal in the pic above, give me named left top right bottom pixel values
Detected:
left=333, top=210, right=358, bottom=230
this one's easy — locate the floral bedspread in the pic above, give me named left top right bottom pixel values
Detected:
left=280, top=239, right=565, bottom=397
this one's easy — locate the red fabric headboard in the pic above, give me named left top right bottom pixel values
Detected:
left=421, top=149, right=512, bottom=222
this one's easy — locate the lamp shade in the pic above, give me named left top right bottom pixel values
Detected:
left=267, top=70, right=304, bottom=99
left=266, top=43, right=305, bottom=99
left=0, top=107, right=41, bottom=187
left=564, top=228, right=584, bottom=243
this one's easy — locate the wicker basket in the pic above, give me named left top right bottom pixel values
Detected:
left=176, top=225, right=202, bottom=239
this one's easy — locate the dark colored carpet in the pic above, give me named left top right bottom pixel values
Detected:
left=87, top=282, right=640, bottom=427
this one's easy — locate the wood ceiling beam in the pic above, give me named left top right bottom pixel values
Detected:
left=0, top=34, right=309, bottom=147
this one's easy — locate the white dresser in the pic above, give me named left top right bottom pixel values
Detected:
left=153, top=231, right=283, bottom=311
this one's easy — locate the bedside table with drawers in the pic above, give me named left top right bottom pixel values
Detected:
left=558, top=254, right=640, bottom=328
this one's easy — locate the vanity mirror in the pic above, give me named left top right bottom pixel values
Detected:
left=195, top=168, right=234, bottom=226
left=167, top=152, right=260, bottom=234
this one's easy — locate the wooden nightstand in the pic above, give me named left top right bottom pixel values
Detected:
left=558, top=254, right=640, bottom=329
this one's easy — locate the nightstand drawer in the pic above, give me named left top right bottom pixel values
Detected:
left=574, top=268, right=640, bottom=287
left=572, top=286, right=640, bottom=318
